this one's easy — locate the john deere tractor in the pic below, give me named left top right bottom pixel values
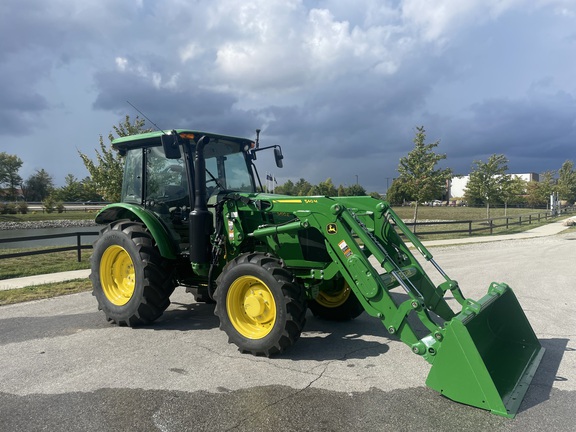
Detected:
left=91, top=129, right=544, bottom=418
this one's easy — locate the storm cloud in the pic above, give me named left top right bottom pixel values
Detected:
left=1, top=0, right=575, bottom=192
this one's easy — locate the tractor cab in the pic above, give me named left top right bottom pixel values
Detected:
left=114, top=130, right=258, bottom=208
left=97, top=129, right=283, bottom=263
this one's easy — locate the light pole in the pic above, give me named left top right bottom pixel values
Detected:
left=355, top=174, right=358, bottom=185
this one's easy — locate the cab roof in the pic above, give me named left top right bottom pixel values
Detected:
left=111, top=129, right=255, bottom=151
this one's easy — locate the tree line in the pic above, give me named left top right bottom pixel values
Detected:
left=386, top=146, right=576, bottom=218
left=0, top=116, right=149, bottom=213
left=273, top=178, right=381, bottom=199
left=2, top=118, right=574, bottom=220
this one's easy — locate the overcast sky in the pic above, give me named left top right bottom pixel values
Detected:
left=1, top=0, right=575, bottom=193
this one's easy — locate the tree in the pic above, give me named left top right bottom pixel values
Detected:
left=524, top=181, right=543, bottom=208
left=397, top=126, right=452, bottom=226
left=557, top=160, right=576, bottom=204
left=344, top=184, right=367, bottom=196
left=309, top=178, right=338, bottom=196
left=385, top=178, right=413, bottom=205
left=23, top=169, right=54, bottom=202
left=500, top=175, right=526, bottom=215
left=274, top=179, right=295, bottom=195
left=524, top=171, right=556, bottom=208
left=80, top=176, right=102, bottom=202
left=294, top=178, right=313, bottom=196
left=464, top=154, right=510, bottom=219
left=537, top=170, right=556, bottom=208
left=79, top=115, right=151, bottom=202
left=0, top=152, right=23, bottom=201
left=51, top=174, right=85, bottom=202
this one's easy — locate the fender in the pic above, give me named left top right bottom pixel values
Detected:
left=95, top=203, right=178, bottom=259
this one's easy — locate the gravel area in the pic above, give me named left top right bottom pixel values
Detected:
left=0, top=220, right=99, bottom=230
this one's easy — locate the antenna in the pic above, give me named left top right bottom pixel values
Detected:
left=127, top=100, right=166, bottom=134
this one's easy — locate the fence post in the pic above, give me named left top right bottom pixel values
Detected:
left=468, top=221, right=472, bottom=236
left=77, top=234, right=82, bottom=262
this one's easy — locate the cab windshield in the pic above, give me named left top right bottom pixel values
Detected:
left=120, top=143, right=254, bottom=206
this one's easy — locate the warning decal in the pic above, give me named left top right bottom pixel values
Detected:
left=338, top=240, right=353, bottom=258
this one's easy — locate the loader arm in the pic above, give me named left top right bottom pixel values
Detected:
left=225, top=193, right=544, bottom=418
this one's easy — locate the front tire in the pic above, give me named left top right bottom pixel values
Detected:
left=308, top=279, right=364, bottom=321
left=90, top=220, right=176, bottom=326
left=214, top=253, right=306, bottom=356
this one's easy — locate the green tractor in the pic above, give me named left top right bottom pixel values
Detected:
left=91, top=129, right=544, bottom=418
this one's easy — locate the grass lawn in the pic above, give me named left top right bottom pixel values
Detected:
left=0, top=249, right=92, bottom=280
left=0, top=279, right=92, bottom=306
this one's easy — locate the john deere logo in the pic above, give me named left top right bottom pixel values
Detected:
left=327, top=223, right=337, bottom=234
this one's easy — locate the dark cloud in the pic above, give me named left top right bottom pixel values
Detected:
left=436, top=91, right=576, bottom=174
left=1, top=0, right=575, bottom=191
left=92, top=68, right=260, bottom=137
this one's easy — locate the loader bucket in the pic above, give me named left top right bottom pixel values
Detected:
left=425, top=283, right=545, bottom=418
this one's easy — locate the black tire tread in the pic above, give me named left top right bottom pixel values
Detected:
left=214, top=253, right=306, bottom=357
left=90, top=220, right=175, bottom=326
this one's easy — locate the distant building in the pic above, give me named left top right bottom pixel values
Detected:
left=448, top=173, right=539, bottom=199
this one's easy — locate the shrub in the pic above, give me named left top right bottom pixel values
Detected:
left=43, top=197, right=55, bottom=214
left=5, top=203, right=17, bottom=214
left=18, top=201, right=28, bottom=214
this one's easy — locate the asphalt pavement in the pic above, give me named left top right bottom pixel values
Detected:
left=0, top=217, right=575, bottom=431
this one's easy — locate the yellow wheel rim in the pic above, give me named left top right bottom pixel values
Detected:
left=226, top=275, right=277, bottom=339
left=316, top=283, right=351, bottom=308
left=100, top=245, right=136, bottom=306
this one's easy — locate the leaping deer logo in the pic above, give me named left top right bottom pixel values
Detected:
left=327, top=223, right=337, bottom=234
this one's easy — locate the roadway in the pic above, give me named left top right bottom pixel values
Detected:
left=0, top=231, right=575, bottom=431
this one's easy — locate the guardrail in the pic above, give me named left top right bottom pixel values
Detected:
left=0, top=232, right=99, bottom=262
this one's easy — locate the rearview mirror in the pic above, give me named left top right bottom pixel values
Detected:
left=274, top=147, right=284, bottom=168
left=161, top=134, right=182, bottom=159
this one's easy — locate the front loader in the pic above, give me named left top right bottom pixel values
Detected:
left=91, top=129, right=544, bottom=418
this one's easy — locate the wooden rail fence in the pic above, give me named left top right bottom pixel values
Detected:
left=0, top=232, right=99, bottom=262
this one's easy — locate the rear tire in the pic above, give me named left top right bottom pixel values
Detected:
left=90, top=220, right=176, bottom=326
left=214, top=253, right=306, bottom=356
left=308, top=279, right=364, bottom=321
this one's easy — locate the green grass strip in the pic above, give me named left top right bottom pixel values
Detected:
left=0, top=279, right=92, bottom=306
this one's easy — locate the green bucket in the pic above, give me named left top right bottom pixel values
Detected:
left=426, top=283, right=545, bottom=418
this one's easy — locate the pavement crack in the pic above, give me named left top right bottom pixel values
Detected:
left=224, top=363, right=331, bottom=431
left=224, top=346, right=376, bottom=431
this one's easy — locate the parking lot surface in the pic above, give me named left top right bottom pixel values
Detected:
left=0, top=233, right=574, bottom=431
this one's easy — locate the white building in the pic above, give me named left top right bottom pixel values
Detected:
left=448, top=173, right=539, bottom=199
